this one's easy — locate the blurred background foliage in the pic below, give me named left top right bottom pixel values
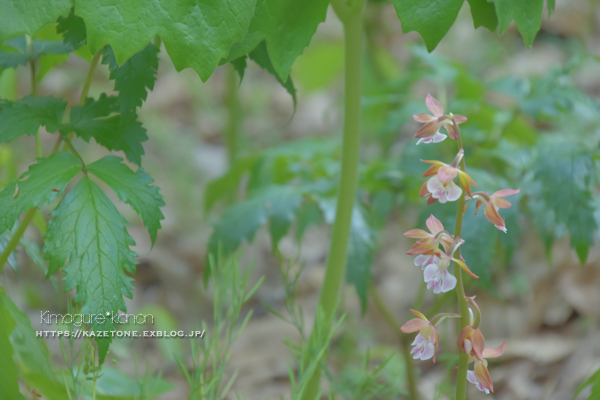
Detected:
left=1, top=0, right=599, bottom=398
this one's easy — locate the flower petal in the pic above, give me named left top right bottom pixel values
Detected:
left=474, top=360, right=494, bottom=392
left=427, top=176, right=443, bottom=193
left=446, top=122, right=458, bottom=140
left=413, top=113, right=435, bottom=123
left=454, top=114, right=468, bottom=124
left=420, top=340, right=435, bottom=360
left=493, top=198, right=511, bottom=209
left=415, top=121, right=440, bottom=138
left=400, top=318, right=430, bottom=333
left=426, top=214, right=444, bottom=234
left=447, top=181, right=463, bottom=202
left=423, top=263, right=439, bottom=282
left=491, top=188, right=520, bottom=199
left=441, top=271, right=457, bottom=292
left=471, top=329, right=485, bottom=360
left=404, top=229, right=430, bottom=239
left=483, top=342, right=506, bottom=359
left=431, top=131, right=447, bottom=143
left=438, top=165, right=458, bottom=182
left=410, top=309, right=429, bottom=320
left=484, top=202, right=505, bottom=227
left=426, top=93, right=444, bottom=116
left=467, top=370, right=477, bottom=385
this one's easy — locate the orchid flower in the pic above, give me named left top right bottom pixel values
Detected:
left=400, top=309, right=460, bottom=362
left=404, top=214, right=454, bottom=254
left=413, top=93, right=467, bottom=145
left=467, top=343, right=506, bottom=394
left=470, top=189, right=520, bottom=233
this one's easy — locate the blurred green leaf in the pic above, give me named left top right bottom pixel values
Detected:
left=532, top=143, right=597, bottom=264
left=77, top=0, right=255, bottom=82
left=249, top=41, right=296, bottom=106
left=208, top=185, right=303, bottom=255
left=0, top=36, right=72, bottom=69
left=0, top=96, right=66, bottom=142
left=56, top=8, right=87, bottom=49
left=226, top=0, right=330, bottom=81
left=573, top=367, right=600, bottom=399
left=2, top=291, right=55, bottom=380
left=467, top=0, right=498, bottom=31
left=0, top=0, right=71, bottom=44
left=391, top=0, right=463, bottom=52
left=87, top=156, right=165, bottom=246
left=204, top=154, right=260, bottom=213
left=490, top=0, right=544, bottom=48
left=0, top=233, right=17, bottom=272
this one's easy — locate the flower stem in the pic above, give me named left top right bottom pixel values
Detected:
left=453, top=123, right=470, bottom=400
left=0, top=208, right=37, bottom=273
left=301, top=1, right=365, bottom=398
left=369, top=282, right=419, bottom=400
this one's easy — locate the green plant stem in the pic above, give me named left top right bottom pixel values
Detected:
left=65, top=51, right=101, bottom=144
left=0, top=208, right=37, bottom=272
left=27, top=36, right=43, bottom=159
left=369, top=282, right=419, bottom=400
left=453, top=126, right=469, bottom=400
left=0, top=52, right=100, bottom=273
left=301, top=1, right=365, bottom=398
left=225, top=64, right=240, bottom=164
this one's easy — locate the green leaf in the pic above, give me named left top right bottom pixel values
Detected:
left=0, top=0, right=71, bottom=44
left=57, top=8, right=87, bottom=49
left=0, top=152, right=83, bottom=234
left=2, top=291, right=55, bottom=381
left=87, top=156, right=165, bottom=246
left=0, top=292, right=24, bottom=400
left=77, top=0, right=256, bottom=82
left=573, top=367, right=600, bottom=399
left=0, top=96, right=66, bottom=142
left=249, top=41, right=296, bottom=106
left=459, top=202, right=499, bottom=290
left=547, top=0, right=555, bottom=17
left=101, top=43, right=159, bottom=118
left=204, top=155, right=260, bottom=213
left=490, top=0, right=544, bottom=48
left=0, top=36, right=73, bottom=69
left=66, top=94, right=148, bottom=166
left=533, top=143, right=597, bottom=264
left=390, top=0, right=464, bottom=52
left=230, top=56, right=248, bottom=82
left=467, top=0, right=498, bottom=31
left=43, top=176, right=138, bottom=363
left=208, top=186, right=303, bottom=255
left=226, top=0, right=330, bottom=81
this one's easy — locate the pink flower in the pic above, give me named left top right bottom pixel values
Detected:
left=413, top=93, right=467, bottom=144
left=405, top=214, right=454, bottom=254
left=467, top=370, right=490, bottom=394
left=400, top=309, right=440, bottom=362
left=423, top=176, right=463, bottom=203
left=401, top=309, right=460, bottom=363
left=423, top=257, right=457, bottom=293
left=471, top=189, right=520, bottom=233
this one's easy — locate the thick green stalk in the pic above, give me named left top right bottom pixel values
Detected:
left=453, top=127, right=470, bottom=400
left=301, top=1, right=365, bottom=398
left=225, top=64, right=240, bottom=164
